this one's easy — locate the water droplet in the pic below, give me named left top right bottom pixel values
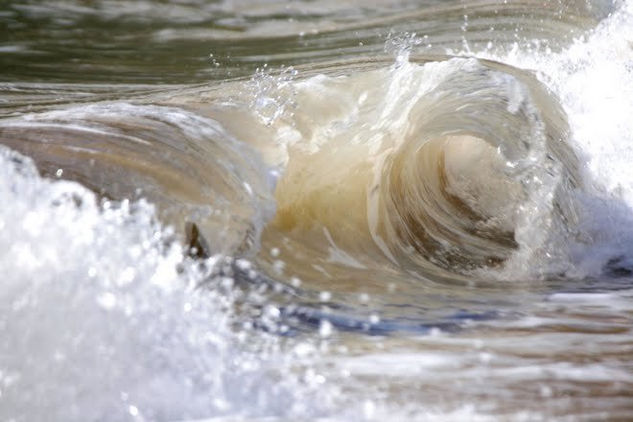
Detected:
left=319, top=320, right=333, bottom=338
left=128, top=405, right=139, bottom=416
left=97, top=292, right=117, bottom=310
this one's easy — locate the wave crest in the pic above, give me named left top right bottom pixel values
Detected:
left=269, top=57, right=581, bottom=281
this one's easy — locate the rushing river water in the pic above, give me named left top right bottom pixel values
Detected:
left=1, top=0, right=633, bottom=420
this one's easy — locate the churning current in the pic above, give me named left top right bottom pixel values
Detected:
left=1, top=0, right=632, bottom=420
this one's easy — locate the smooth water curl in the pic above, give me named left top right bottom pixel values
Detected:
left=0, top=103, right=276, bottom=257
left=370, top=58, right=581, bottom=278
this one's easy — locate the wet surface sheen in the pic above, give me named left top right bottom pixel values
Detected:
left=1, top=0, right=632, bottom=420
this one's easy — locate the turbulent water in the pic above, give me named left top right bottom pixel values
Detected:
left=1, top=0, right=633, bottom=420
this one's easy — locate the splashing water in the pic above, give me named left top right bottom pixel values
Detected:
left=0, top=147, right=344, bottom=421
left=249, top=64, right=299, bottom=126
left=1, top=0, right=633, bottom=420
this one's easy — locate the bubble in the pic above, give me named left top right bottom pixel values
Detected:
left=319, top=320, right=333, bottom=338
left=319, top=291, right=332, bottom=302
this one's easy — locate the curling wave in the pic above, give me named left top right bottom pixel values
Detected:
left=0, top=103, right=276, bottom=256
left=0, top=55, right=585, bottom=286
left=259, top=56, right=581, bottom=284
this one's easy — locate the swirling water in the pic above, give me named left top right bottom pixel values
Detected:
left=1, top=0, right=633, bottom=420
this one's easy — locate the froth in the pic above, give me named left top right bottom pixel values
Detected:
left=0, top=146, right=334, bottom=421
left=474, top=1, right=633, bottom=278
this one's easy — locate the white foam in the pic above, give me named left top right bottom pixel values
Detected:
left=474, top=1, right=633, bottom=277
left=0, top=146, right=333, bottom=421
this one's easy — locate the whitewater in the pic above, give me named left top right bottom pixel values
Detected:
left=1, top=0, right=632, bottom=420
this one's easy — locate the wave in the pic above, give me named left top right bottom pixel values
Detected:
left=257, top=56, right=582, bottom=285
left=2, top=1, right=633, bottom=420
left=0, top=103, right=276, bottom=256
left=0, top=54, right=624, bottom=288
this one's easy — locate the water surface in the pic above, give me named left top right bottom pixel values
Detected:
left=1, top=0, right=632, bottom=420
